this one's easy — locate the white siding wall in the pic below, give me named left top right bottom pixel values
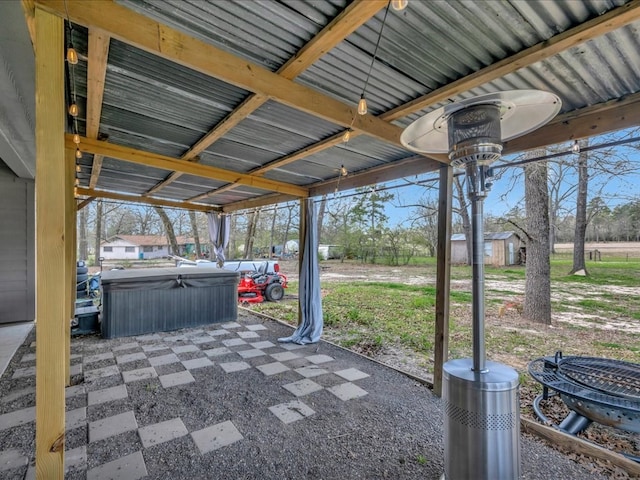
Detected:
left=101, top=239, right=169, bottom=259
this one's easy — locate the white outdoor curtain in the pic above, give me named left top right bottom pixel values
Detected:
left=207, top=212, right=230, bottom=267
left=278, top=198, right=323, bottom=344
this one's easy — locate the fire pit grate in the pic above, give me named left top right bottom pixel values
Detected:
left=528, top=352, right=640, bottom=436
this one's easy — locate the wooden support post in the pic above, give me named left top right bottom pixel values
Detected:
left=298, top=198, right=307, bottom=326
left=34, top=6, right=66, bottom=478
left=65, top=148, right=76, bottom=384
left=433, top=164, right=453, bottom=397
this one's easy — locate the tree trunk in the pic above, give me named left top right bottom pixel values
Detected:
left=570, top=140, right=589, bottom=275
left=244, top=209, right=260, bottom=259
left=229, top=214, right=237, bottom=259
left=523, top=160, right=551, bottom=324
left=281, top=204, right=293, bottom=256
left=269, top=204, right=278, bottom=257
left=93, top=200, right=103, bottom=266
left=79, top=206, right=89, bottom=262
left=189, top=210, right=202, bottom=258
left=454, top=177, right=472, bottom=265
left=317, top=195, right=327, bottom=241
left=154, top=206, right=179, bottom=255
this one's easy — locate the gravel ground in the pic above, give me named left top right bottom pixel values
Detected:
left=0, top=311, right=608, bottom=479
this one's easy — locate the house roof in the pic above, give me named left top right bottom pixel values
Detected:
left=451, top=231, right=519, bottom=242
left=12, top=1, right=640, bottom=212
left=104, top=235, right=195, bottom=246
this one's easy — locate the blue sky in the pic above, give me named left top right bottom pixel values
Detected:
left=372, top=132, right=640, bottom=227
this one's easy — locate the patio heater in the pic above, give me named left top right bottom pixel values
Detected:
left=400, top=90, right=561, bottom=479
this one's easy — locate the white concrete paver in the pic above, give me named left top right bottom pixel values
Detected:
left=138, top=418, right=188, bottom=448
left=270, top=352, right=300, bottom=362
left=222, top=338, right=246, bottom=347
left=269, top=400, right=315, bottom=424
left=84, top=365, right=120, bottom=382
left=0, top=449, right=28, bottom=472
left=89, top=410, right=138, bottom=443
left=122, top=367, right=157, bottom=383
left=182, top=357, right=213, bottom=370
left=256, top=362, right=289, bottom=376
left=237, top=349, right=266, bottom=359
left=0, top=406, right=35, bottom=431
left=86, top=451, right=147, bottom=480
left=335, top=368, right=370, bottom=381
left=282, top=379, right=323, bottom=397
left=203, top=346, right=231, bottom=357
left=295, top=366, right=328, bottom=378
left=172, top=345, right=199, bottom=354
left=219, top=361, right=251, bottom=373
left=116, top=352, right=147, bottom=364
left=191, top=420, right=243, bottom=454
left=148, top=353, right=180, bottom=367
left=88, top=384, right=128, bottom=406
left=65, top=407, right=87, bottom=431
left=327, top=382, right=368, bottom=401
left=305, top=354, right=334, bottom=364
left=159, top=370, right=196, bottom=388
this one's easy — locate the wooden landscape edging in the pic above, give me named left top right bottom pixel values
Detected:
left=521, top=417, right=640, bottom=476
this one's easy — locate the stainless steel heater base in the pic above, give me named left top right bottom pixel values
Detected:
left=443, top=358, right=521, bottom=480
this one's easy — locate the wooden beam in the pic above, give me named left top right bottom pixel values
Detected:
left=433, top=164, right=453, bottom=397
left=186, top=183, right=237, bottom=203
left=85, top=28, right=109, bottom=138
left=37, top=0, right=403, bottom=146
left=34, top=6, right=66, bottom=478
left=86, top=27, right=109, bottom=189
left=65, top=148, right=75, bottom=386
left=21, top=0, right=36, bottom=50
left=222, top=193, right=299, bottom=213
left=521, top=418, right=640, bottom=477
left=382, top=0, right=640, bottom=121
left=69, top=135, right=309, bottom=197
left=76, top=187, right=219, bottom=212
left=76, top=196, right=95, bottom=211
left=278, top=0, right=387, bottom=80
left=503, top=92, right=640, bottom=154
left=308, top=155, right=443, bottom=197
left=144, top=0, right=386, bottom=196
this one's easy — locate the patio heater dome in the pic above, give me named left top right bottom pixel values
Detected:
left=401, top=90, right=561, bottom=480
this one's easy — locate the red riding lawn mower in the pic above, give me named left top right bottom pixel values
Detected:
left=237, top=263, right=287, bottom=304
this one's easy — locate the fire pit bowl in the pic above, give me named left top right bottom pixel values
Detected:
left=528, top=352, right=640, bottom=435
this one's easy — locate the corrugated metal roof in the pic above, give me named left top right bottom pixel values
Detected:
left=53, top=0, right=640, bottom=210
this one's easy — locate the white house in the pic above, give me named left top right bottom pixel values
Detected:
left=100, top=235, right=194, bottom=260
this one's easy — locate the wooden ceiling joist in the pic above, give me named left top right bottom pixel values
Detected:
left=382, top=0, right=640, bottom=121
left=70, top=135, right=309, bottom=198
left=76, top=187, right=216, bottom=212
left=38, top=0, right=403, bottom=145
left=143, top=0, right=387, bottom=197
left=86, top=27, right=110, bottom=189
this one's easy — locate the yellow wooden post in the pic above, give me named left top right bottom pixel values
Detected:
left=65, top=148, right=76, bottom=384
left=35, top=6, right=66, bottom=478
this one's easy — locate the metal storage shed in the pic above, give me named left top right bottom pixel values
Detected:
left=451, top=231, right=522, bottom=266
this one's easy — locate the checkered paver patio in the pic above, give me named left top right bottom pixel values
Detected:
left=0, top=317, right=372, bottom=479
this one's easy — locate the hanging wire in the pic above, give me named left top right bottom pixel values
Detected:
left=359, top=1, right=392, bottom=113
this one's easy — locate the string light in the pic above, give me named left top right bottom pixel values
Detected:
left=69, top=103, right=79, bottom=116
left=73, top=133, right=81, bottom=144
left=67, top=45, right=78, bottom=65
left=356, top=2, right=391, bottom=119
left=391, top=0, right=408, bottom=11
left=340, top=165, right=348, bottom=176
left=75, top=178, right=80, bottom=186
left=572, top=140, right=580, bottom=154
left=342, top=129, right=352, bottom=143
left=74, top=186, right=78, bottom=197
left=75, top=148, right=82, bottom=159
left=76, top=164, right=81, bottom=173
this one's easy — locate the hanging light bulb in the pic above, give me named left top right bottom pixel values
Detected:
left=572, top=140, right=580, bottom=154
left=342, top=129, right=351, bottom=143
left=73, top=133, right=81, bottom=144
left=69, top=103, right=79, bottom=117
left=67, top=45, right=78, bottom=65
left=74, top=177, right=80, bottom=186
left=391, top=0, right=408, bottom=10
left=74, top=186, right=78, bottom=197
left=340, top=165, right=348, bottom=176
left=357, top=94, right=367, bottom=115
left=75, top=148, right=82, bottom=159
left=76, top=164, right=81, bottom=173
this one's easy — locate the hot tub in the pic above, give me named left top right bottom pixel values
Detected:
left=100, top=267, right=239, bottom=338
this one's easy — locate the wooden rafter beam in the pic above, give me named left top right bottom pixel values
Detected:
left=382, top=0, right=640, bottom=121
left=86, top=27, right=109, bottom=189
left=38, top=0, right=402, bottom=144
left=76, top=196, right=95, bottom=211
left=504, top=91, right=640, bottom=154
left=76, top=187, right=218, bottom=212
left=143, top=0, right=387, bottom=196
left=69, top=135, right=309, bottom=197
